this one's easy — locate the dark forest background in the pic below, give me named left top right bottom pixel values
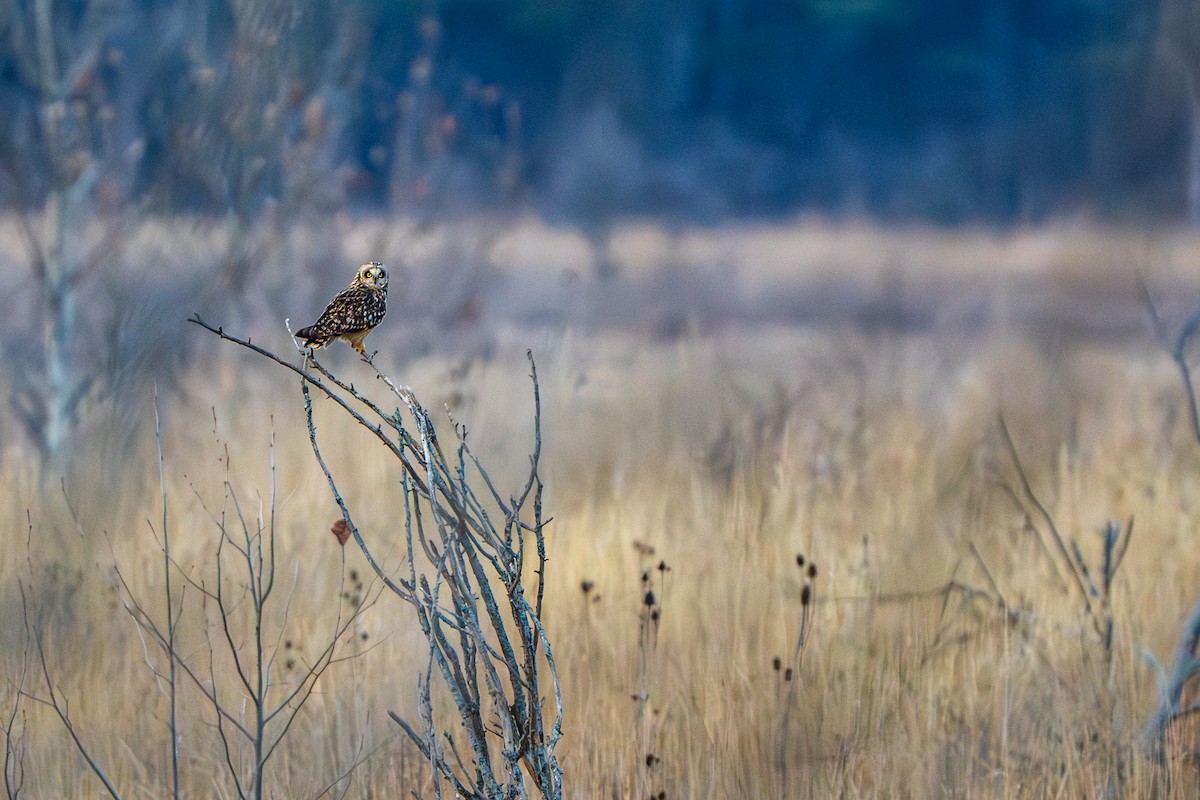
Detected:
left=4, top=0, right=1200, bottom=465
left=2, top=0, right=1198, bottom=228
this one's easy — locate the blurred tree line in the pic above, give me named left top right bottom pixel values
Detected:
left=0, top=0, right=1196, bottom=229
left=0, top=0, right=1197, bottom=465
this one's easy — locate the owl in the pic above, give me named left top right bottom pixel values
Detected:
left=296, top=262, right=388, bottom=355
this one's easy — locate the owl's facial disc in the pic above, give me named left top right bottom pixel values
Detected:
left=359, top=262, right=387, bottom=287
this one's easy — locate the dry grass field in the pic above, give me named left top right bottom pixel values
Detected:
left=6, top=218, right=1200, bottom=797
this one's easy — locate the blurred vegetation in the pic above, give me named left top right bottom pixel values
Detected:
left=9, top=5, right=1200, bottom=794
left=0, top=0, right=1194, bottom=226
left=0, top=0, right=1196, bottom=463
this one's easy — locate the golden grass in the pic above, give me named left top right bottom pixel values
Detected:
left=8, top=221, right=1200, bottom=797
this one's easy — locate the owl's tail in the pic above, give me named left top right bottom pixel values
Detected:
left=295, top=325, right=325, bottom=346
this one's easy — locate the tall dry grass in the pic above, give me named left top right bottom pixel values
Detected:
left=5, top=220, right=1200, bottom=797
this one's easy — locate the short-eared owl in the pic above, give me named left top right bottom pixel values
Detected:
left=296, top=262, right=388, bottom=355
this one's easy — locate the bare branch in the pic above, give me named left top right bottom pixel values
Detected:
left=23, top=586, right=124, bottom=799
left=997, top=413, right=1091, bottom=610
left=193, top=319, right=565, bottom=798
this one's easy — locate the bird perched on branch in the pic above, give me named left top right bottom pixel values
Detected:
left=296, top=262, right=389, bottom=355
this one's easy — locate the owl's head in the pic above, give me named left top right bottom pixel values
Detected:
left=352, top=262, right=388, bottom=289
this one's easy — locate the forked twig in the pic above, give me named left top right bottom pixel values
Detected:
left=21, top=586, right=123, bottom=800
left=997, top=413, right=1090, bottom=610
left=1141, top=275, right=1200, bottom=444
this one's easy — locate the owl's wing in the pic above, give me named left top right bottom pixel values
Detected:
left=299, top=285, right=384, bottom=344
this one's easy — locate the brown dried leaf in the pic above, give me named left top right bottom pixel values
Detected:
left=331, top=518, right=351, bottom=546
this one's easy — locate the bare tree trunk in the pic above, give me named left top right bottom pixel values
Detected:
left=33, top=0, right=58, bottom=94
left=1188, top=92, right=1200, bottom=226
left=37, top=166, right=97, bottom=463
left=6, top=0, right=113, bottom=464
left=1157, top=0, right=1200, bottom=225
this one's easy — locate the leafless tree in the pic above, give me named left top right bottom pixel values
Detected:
left=0, top=0, right=121, bottom=463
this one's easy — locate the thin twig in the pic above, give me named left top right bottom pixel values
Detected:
left=23, top=586, right=123, bottom=800
left=997, top=413, right=1090, bottom=610
left=152, top=389, right=182, bottom=800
